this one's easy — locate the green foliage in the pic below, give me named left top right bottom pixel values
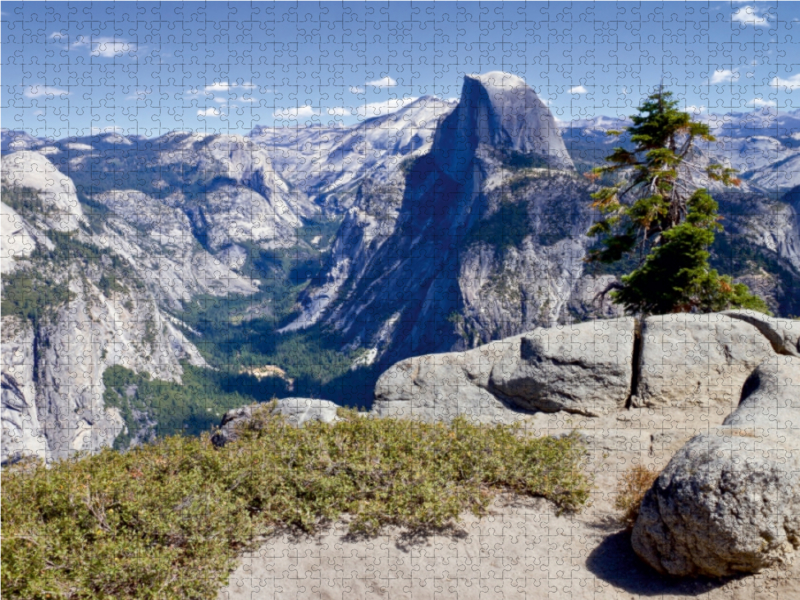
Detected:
left=501, top=150, right=552, bottom=170
left=103, top=364, right=289, bottom=448
left=586, top=89, right=766, bottom=315
left=610, top=190, right=769, bottom=314
left=467, top=200, right=529, bottom=252
left=1, top=186, right=47, bottom=215
left=1, top=270, right=74, bottom=325
left=2, top=408, right=591, bottom=600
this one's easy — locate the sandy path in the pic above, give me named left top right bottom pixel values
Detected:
left=218, top=408, right=800, bottom=600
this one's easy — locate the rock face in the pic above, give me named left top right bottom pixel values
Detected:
left=1, top=155, right=208, bottom=464
left=632, top=356, right=800, bottom=577
left=1, top=318, right=47, bottom=464
left=433, top=72, right=574, bottom=180
left=489, top=318, right=636, bottom=416
left=286, top=72, right=592, bottom=368
left=211, top=398, right=343, bottom=447
left=633, top=313, right=773, bottom=411
left=1, top=151, right=85, bottom=232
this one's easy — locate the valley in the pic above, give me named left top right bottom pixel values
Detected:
left=2, top=72, right=800, bottom=464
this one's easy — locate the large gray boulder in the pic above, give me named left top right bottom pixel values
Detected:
left=632, top=355, right=800, bottom=577
left=489, top=317, right=636, bottom=416
left=372, top=336, right=528, bottom=424
left=211, top=398, right=342, bottom=447
left=633, top=313, right=773, bottom=410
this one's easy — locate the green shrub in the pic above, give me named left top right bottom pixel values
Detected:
left=2, top=407, right=591, bottom=599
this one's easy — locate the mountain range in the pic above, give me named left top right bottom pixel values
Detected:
left=2, top=71, right=800, bottom=463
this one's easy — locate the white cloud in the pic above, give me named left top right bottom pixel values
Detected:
left=205, top=82, right=231, bottom=93
left=355, top=97, right=417, bottom=119
left=732, top=5, right=770, bottom=27
left=686, top=105, right=707, bottom=115
left=569, top=85, right=587, bottom=94
left=273, top=105, right=318, bottom=120
left=72, top=37, right=138, bottom=58
left=349, top=86, right=365, bottom=94
left=771, top=73, right=800, bottom=90
left=197, top=107, right=224, bottom=118
left=365, top=77, right=397, bottom=89
left=24, top=85, right=69, bottom=98
left=327, top=107, right=350, bottom=117
left=710, top=69, right=739, bottom=84
left=749, top=97, right=776, bottom=107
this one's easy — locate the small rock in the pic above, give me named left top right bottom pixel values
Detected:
left=212, top=398, right=343, bottom=447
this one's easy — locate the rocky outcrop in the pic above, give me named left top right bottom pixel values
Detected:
left=632, top=356, right=800, bottom=577
left=489, top=318, right=636, bottom=416
left=723, top=309, right=800, bottom=357
left=632, top=313, right=773, bottom=410
left=211, top=398, right=343, bottom=446
left=372, top=335, right=528, bottom=424
left=1, top=151, right=85, bottom=232
left=370, top=311, right=795, bottom=424
left=433, top=72, right=574, bottom=180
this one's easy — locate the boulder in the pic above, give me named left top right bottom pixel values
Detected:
left=211, top=398, right=342, bottom=447
left=489, top=318, right=636, bottom=416
left=372, top=336, right=527, bottom=424
left=633, top=313, right=773, bottom=410
left=632, top=355, right=800, bottom=577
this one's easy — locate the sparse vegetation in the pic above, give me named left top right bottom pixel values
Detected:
left=1, top=405, right=591, bottom=600
left=613, top=464, right=660, bottom=529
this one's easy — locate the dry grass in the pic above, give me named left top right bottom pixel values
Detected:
left=614, top=464, right=660, bottom=529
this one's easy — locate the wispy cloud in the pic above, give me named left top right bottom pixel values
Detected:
left=365, top=76, right=397, bottom=89
left=349, top=86, right=365, bottom=95
left=24, top=85, right=69, bottom=98
left=569, top=85, right=587, bottom=94
left=197, top=107, right=224, bottom=118
left=749, top=97, right=776, bottom=107
left=732, top=5, right=770, bottom=27
left=771, top=73, right=800, bottom=90
left=327, top=107, right=350, bottom=117
left=710, top=69, right=740, bottom=84
left=71, top=36, right=138, bottom=58
left=273, top=105, right=318, bottom=120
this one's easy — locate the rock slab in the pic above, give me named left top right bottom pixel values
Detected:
left=633, top=313, right=773, bottom=410
left=489, top=317, right=636, bottom=416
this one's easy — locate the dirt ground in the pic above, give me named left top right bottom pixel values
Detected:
left=218, top=407, right=800, bottom=600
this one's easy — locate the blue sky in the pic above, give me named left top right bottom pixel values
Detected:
left=3, top=1, right=799, bottom=138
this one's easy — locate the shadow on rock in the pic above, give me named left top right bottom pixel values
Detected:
left=586, top=530, right=741, bottom=596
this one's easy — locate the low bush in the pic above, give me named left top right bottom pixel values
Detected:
left=613, top=463, right=660, bottom=529
left=2, top=406, right=591, bottom=599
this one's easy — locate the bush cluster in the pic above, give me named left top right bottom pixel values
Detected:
left=2, top=405, right=591, bottom=599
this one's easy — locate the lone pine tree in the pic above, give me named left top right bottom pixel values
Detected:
left=585, top=88, right=769, bottom=315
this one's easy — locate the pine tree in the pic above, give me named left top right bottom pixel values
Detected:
left=585, top=88, right=769, bottom=315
